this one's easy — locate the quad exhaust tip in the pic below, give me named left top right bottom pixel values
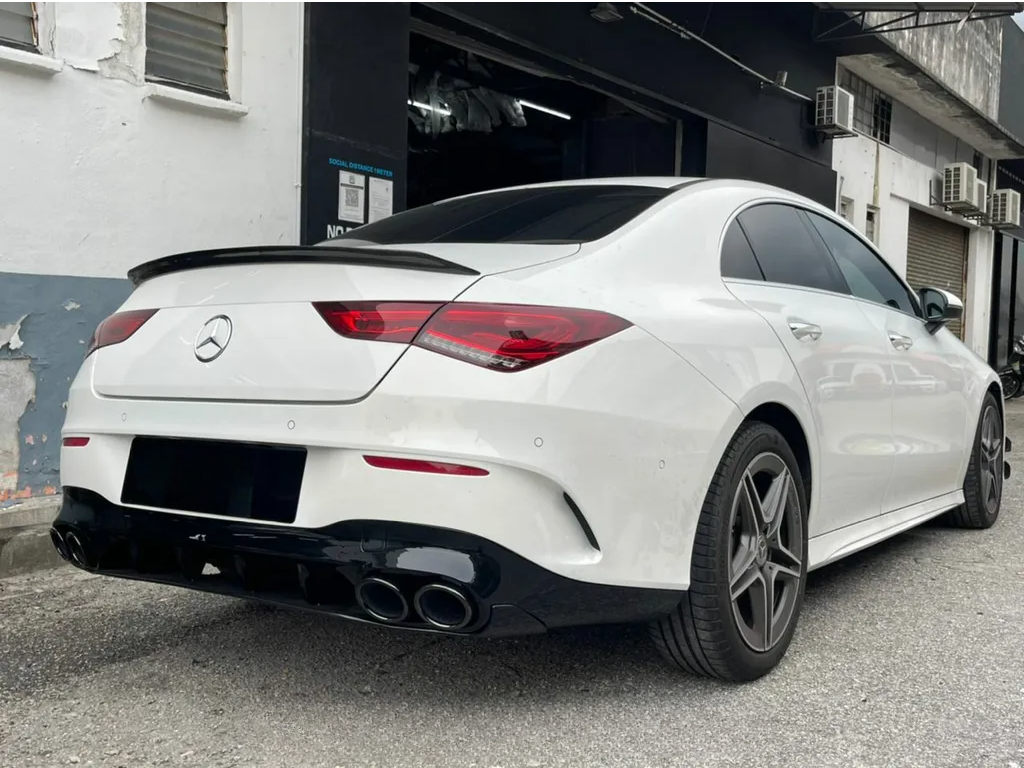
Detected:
left=355, top=577, right=410, bottom=624
left=414, top=583, right=473, bottom=631
left=50, top=528, right=70, bottom=562
left=63, top=530, right=92, bottom=569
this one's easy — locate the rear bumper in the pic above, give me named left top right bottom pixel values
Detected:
left=52, top=488, right=684, bottom=638
left=61, top=331, right=744, bottom=591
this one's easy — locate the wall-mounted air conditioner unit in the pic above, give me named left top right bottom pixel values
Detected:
left=989, top=188, right=1022, bottom=229
left=815, top=85, right=855, bottom=137
left=942, top=162, right=978, bottom=212
left=972, top=179, right=988, bottom=214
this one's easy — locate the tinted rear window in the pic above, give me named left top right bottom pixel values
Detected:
left=324, top=185, right=673, bottom=245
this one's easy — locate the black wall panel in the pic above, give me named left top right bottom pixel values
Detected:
left=301, top=3, right=411, bottom=244
left=704, top=122, right=837, bottom=209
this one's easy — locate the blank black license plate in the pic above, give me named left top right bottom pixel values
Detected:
left=121, top=436, right=306, bottom=523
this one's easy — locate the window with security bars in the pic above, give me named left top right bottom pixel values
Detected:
left=145, top=2, right=228, bottom=98
left=0, top=2, right=37, bottom=51
left=838, top=68, right=893, bottom=145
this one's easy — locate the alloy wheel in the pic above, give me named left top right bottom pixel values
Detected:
left=979, top=405, right=1003, bottom=516
left=728, top=452, right=804, bottom=653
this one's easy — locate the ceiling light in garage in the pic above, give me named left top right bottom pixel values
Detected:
left=408, top=99, right=452, bottom=116
left=517, top=99, right=572, bottom=120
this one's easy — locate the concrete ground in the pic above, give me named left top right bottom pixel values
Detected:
left=2, top=408, right=1024, bottom=768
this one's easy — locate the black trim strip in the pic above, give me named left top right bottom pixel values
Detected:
left=127, top=246, right=480, bottom=286
left=563, top=492, right=601, bottom=552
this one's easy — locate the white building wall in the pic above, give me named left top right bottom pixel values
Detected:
left=833, top=126, right=994, bottom=360
left=0, top=1, right=305, bottom=279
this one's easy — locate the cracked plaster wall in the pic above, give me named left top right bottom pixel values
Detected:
left=867, top=11, right=1003, bottom=121
left=0, top=3, right=303, bottom=504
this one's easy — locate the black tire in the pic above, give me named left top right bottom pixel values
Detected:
left=650, top=421, right=809, bottom=682
left=947, top=391, right=1004, bottom=529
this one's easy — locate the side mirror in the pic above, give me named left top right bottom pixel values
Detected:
left=918, top=287, right=963, bottom=333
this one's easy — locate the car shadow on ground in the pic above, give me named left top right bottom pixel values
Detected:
left=3, top=522, right=949, bottom=707
left=169, top=524, right=938, bottom=705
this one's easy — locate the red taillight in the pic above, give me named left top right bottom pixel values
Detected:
left=312, top=300, right=631, bottom=372
left=62, top=437, right=90, bottom=447
left=414, top=303, right=631, bottom=372
left=313, top=301, right=443, bottom=343
left=86, top=309, right=158, bottom=356
left=363, top=455, right=489, bottom=476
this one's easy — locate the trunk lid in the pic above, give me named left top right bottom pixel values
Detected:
left=92, top=243, right=579, bottom=403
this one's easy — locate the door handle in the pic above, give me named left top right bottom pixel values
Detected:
left=888, top=332, right=914, bottom=351
left=788, top=320, right=822, bottom=341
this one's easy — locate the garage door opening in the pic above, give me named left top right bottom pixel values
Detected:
left=406, top=29, right=677, bottom=208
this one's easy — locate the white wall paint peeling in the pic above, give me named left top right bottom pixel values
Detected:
left=0, top=2, right=303, bottom=279
left=833, top=134, right=993, bottom=358
left=57, top=1, right=124, bottom=73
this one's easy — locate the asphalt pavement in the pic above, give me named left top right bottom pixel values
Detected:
left=2, top=407, right=1024, bottom=768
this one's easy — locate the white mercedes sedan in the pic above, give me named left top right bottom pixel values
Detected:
left=50, top=177, right=1009, bottom=682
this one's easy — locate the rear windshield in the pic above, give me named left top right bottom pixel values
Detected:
left=323, top=185, right=673, bottom=245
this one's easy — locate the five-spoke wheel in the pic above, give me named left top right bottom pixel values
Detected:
left=729, top=453, right=804, bottom=654
left=949, top=392, right=1004, bottom=529
left=651, top=420, right=808, bottom=682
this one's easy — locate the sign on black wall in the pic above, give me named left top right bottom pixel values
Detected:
left=304, top=133, right=406, bottom=243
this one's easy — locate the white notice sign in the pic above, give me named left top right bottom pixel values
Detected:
left=368, top=176, right=394, bottom=223
left=338, top=171, right=366, bottom=224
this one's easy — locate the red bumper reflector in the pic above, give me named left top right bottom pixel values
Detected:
left=62, top=437, right=90, bottom=447
left=363, top=455, right=488, bottom=476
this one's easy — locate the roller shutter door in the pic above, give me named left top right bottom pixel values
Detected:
left=906, top=208, right=968, bottom=339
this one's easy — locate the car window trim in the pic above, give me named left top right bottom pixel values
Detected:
left=799, top=207, right=925, bottom=320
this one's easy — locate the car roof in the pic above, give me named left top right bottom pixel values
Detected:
left=441, top=176, right=824, bottom=210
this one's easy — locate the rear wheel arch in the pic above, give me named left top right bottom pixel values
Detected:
left=988, top=381, right=1004, bottom=422
left=743, top=402, right=813, bottom=521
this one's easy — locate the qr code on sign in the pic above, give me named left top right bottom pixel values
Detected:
left=345, top=188, right=360, bottom=208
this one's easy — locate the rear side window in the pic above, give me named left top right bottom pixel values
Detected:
left=737, top=204, right=847, bottom=294
left=323, top=185, right=673, bottom=245
left=720, top=220, right=764, bottom=280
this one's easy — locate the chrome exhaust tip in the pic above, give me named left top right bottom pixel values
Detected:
left=64, top=531, right=91, bottom=569
left=50, top=528, right=70, bottom=561
left=414, top=583, right=473, bottom=631
left=355, top=577, right=409, bottom=623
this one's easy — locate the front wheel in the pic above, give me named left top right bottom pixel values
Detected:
left=947, top=392, right=1004, bottom=529
left=650, top=421, right=809, bottom=682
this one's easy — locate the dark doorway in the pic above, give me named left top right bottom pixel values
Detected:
left=406, top=31, right=676, bottom=208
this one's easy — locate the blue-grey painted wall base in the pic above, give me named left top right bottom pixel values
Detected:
left=0, top=272, right=131, bottom=507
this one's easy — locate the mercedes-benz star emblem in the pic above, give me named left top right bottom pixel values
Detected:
left=194, top=315, right=233, bottom=362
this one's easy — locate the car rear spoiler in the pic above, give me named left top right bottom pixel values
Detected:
left=126, top=245, right=481, bottom=286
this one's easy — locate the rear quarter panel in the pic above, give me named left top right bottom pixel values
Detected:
left=454, top=183, right=819, bottom=558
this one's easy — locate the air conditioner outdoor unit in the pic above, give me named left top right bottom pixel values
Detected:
left=942, top=162, right=978, bottom=212
left=815, top=85, right=856, bottom=137
left=989, top=188, right=1022, bottom=228
left=973, top=178, right=988, bottom=214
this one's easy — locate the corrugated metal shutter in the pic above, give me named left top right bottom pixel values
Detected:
left=145, top=2, right=228, bottom=97
left=906, top=208, right=968, bottom=339
left=0, top=3, right=36, bottom=50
